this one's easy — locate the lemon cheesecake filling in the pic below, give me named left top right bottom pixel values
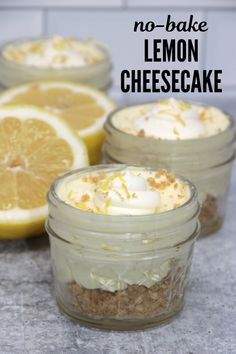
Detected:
left=113, top=98, right=230, bottom=140
left=57, top=167, right=190, bottom=216
left=3, top=36, right=104, bottom=68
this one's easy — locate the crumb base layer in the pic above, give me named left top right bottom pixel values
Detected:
left=54, top=264, right=188, bottom=330
left=56, top=297, right=184, bottom=331
left=199, top=194, right=222, bottom=237
left=199, top=217, right=223, bottom=238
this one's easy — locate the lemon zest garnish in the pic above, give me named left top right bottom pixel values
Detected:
left=178, top=100, right=191, bottom=111
left=98, top=172, right=131, bottom=199
left=171, top=113, right=186, bottom=126
left=158, top=99, right=189, bottom=126
left=67, top=190, right=73, bottom=199
left=98, top=172, right=122, bottom=191
left=113, top=188, right=123, bottom=200
left=158, top=110, right=186, bottom=126
left=158, top=108, right=174, bottom=115
left=173, top=127, right=179, bottom=136
left=104, top=198, right=111, bottom=210
left=52, top=36, right=67, bottom=50
left=121, top=182, right=130, bottom=199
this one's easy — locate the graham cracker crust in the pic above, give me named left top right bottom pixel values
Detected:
left=199, top=194, right=222, bottom=236
left=67, top=265, right=187, bottom=320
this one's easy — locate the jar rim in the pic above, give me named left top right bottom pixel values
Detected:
left=48, top=164, right=199, bottom=223
left=0, top=36, right=111, bottom=72
left=105, top=101, right=235, bottom=146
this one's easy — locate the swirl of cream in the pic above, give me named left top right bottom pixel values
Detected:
left=94, top=170, right=160, bottom=215
left=135, top=98, right=206, bottom=140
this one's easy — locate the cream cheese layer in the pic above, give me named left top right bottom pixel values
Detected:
left=3, top=36, right=103, bottom=68
left=112, top=98, right=230, bottom=140
left=57, top=167, right=190, bottom=215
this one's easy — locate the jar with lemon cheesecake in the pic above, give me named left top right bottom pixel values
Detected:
left=0, top=36, right=112, bottom=90
left=46, top=164, right=200, bottom=330
left=104, top=99, right=235, bottom=236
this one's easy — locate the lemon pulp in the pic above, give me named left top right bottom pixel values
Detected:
left=0, top=105, right=88, bottom=239
left=0, top=82, right=116, bottom=164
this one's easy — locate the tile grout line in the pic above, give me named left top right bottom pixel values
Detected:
left=41, top=7, right=48, bottom=36
left=200, top=9, right=208, bottom=71
left=122, top=0, right=128, bottom=8
left=0, top=6, right=235, bottom=11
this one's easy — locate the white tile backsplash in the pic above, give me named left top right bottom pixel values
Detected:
left=109, top=86, right=128, bottom=107
left=205, top=11, right=236, bottom=87
left=0, top=5, right=234, bottom=96
left=47, top=10, right=204, bottom=86
left=127, top=0, right=236, bottom=8
left=0, top=10, right=42, bottom=43
left=0, top=0, right=123, bottom=7
left=1, top=0, right=234, bottom=8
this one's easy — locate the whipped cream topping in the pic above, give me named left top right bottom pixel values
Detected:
left=94, top=170, right=161, bottom=215
left=3, top=36, right=103, bottom=68
left=113, top=98, right=230, bottom=140
left=57, top=167, right=190, bottom=216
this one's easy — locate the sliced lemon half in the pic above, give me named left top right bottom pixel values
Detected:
left=0, top=105, right=88, bottom=239
left=0, top=81, right=116, bottom=164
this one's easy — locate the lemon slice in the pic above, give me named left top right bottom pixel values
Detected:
left=0, top=105, right=88, bottom=239
left=0, top=81, right=116, bottom=164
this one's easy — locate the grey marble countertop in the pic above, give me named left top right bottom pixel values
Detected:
left=0, top=167, right=235, bottom=354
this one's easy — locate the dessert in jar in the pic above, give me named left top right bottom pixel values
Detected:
left=104, top=99, right=235, bottom=236
left=0, top=36, right=112, bottom=90
left=46, top=164, right=200, bottom=330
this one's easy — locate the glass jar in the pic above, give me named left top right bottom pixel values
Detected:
left=0, top=38, right=112, bottom=91
left=46, top=164, right=200, bottom=330
left=104, top=106, right=235, bottom=236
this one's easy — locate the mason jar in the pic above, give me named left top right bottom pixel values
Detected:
left=104, top=106, right=235, bottom=236
left=46, top=164, right=200, bottom=330
left=0, top=37, right=112, bottom=91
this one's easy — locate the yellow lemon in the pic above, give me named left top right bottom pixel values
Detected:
left=0, top=81, right=116, bottom=164
left=0, top=105, right=88, bottom=239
